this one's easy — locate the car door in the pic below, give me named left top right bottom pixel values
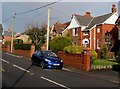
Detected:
left=36, top=51, right=43, bottom=63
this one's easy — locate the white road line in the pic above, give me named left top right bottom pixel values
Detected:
left=5, top=53, right=22, bottom=58
left=109, top=80, right=119, bottom=84
left=13, top=64, right=30, bottom=73
left=1, top=59, right=10, bottom=64
left=0, top=68, right=5, bottom=72
left=41, top=76, right=70, bottom=89
left=62, top=68, right=72, bottom=72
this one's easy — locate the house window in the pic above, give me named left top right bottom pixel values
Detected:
left=83, top=32, right=88, bottom=35
left=73, top=28, right=78, bottom=36
left=97, top=39, right=100, bottom=49
left=97, top=28, right=100, bottom=33
left=118, top=27, right=120, bottom=40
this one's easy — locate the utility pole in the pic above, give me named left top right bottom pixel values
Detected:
left=46, top=6, right=51, bottom=50
left=11, top=13, right=15, bottom=53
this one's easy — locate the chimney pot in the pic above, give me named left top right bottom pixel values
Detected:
left=85, top=12, right=91, bottom=18
left=112, top=4, right=116, bottom=13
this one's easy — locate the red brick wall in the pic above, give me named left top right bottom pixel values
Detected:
left=4, top=36, right=12, bottom=42
left=57, top=51, right=84, bottom=69
left=57, top=50, right=91, bottom=71
left=13, top=49, right=31, bottom=57
left=2, top=44, right=35, bottom=58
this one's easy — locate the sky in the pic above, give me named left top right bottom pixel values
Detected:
left=1, top=0, right=120, bottom=33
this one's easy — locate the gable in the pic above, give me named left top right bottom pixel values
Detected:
left=103, top=12, right=118, bottom=24
left=67, top=16, right=80, bottom=29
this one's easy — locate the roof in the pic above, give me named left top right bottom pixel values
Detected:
left=84, top=13, right=113, bottom=31
left=53, top=21, right=70, bottom=34
left=75, top=14, right=93, bottom=26
left=0, top=24, right=3, bottom=36
left=4, top=30, right=16, bottom=36
left=115, top=15, right=120, bottom=24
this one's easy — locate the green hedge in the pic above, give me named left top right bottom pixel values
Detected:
left=5, top=41, right=10, bottom=45
left=50, top=36, right=72, bottom=51
left=63, top=46, right=84, bottom=54
left=92, top=60, right=118, bottom=66
left=91, top=50, right=98, bottom=63
left=13, top=39, right=23, bottom=44
left=13, top=44, right=32, bottom=50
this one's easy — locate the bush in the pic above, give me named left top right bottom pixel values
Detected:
left=63, top=46, right=84, bottom=54
left=35, top=44, right=40, bottom=50
left=101, top=45, right=108, bottom=59
left=13, top=39, right=23, bottom=44
left=106, top=52, right=114, bottom=59
left=50, top=36, right=72, bottom=51
left=13, top=44, right=31, bottom=50
left=5, top=41, right=10, bottom=45
left=91, top=50, right=98, bottom=63
left=92, top=60, right=118, bottom=66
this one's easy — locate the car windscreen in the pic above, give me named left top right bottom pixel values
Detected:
left=43, top=51, right=58, bottom=57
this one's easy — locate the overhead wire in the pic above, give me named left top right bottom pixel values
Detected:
left=2, top=16, right=13, bottom=23
left=2, top=0, right=61, bottom=23
left=15, top=0, right=61, bottom=16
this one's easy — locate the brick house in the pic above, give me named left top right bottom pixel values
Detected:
left=109, top=15, right=120, bottom=53
left=50, top=21, right=70, bottom=39
left=3, top=29, right=16, bottom=44
left=67, top=5, right=118, bottom=54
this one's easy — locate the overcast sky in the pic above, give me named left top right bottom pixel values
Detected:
left=1, top=1, right=119, bottom=33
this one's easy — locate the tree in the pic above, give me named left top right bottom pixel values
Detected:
left=50, top=36, right=72, bottom=52
left=26, top=25, right=46, bottom=47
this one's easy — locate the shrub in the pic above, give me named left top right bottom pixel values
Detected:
left=91, top=50, right=98, bottom=63
left=13, top=39, right=23, bottom=44
left=35, top=44, right=40, bottom=50
left=50, top=36, right=72, bottom=51
left=4, top=41, right=10, bottom=45
left=63, top=46, right=84, bottom=54
left=92, top=60, right=118, bottom=66
left=13, top=44, right=31, bottom=50
left=101, top=45, right=108, bottom=59
left=106, top=52, right=114, bottom=59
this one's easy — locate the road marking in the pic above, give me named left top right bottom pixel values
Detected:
left=41, top=76, right=70, bottom=89
left=5, top=53, right=22, bottom=58
left=62, top=68, right=72, bottom=72
left=0, top=68, right=5, bottom=72
left=1, top=59, right=10, bottom=64
left=109, top=80, right=119, bottom=84
left=13, top=64, right=30, bottom=73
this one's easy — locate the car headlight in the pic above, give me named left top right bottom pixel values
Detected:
left=45, top=58, right=51, bottom=62
left=61, top=60, right=63, bottom=62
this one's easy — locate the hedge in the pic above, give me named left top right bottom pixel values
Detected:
left=91, top=50, right=98, bottom=63
left=63, top=46, right=84, bottom=54
left=13, top=44, right=32, bottom=50
left=50, top=36, right=72, bottom=51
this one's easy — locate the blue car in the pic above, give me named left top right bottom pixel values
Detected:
left=31, top=50, right=63, bottom=69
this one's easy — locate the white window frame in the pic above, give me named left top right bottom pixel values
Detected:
left=118, top=27, right=120, bottom=40
left=97, top=28, right=100, bottom=33
left=97, top=39, right=100, bottom=49
left=73, top=28, right=78, bottom=36
left=83, top=31, right=89, bottom=36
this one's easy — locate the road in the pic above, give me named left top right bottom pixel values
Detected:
left=1, top=52, right=119, bottom=88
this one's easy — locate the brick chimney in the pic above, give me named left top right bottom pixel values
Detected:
left=85, top=12, right=92, bottom=18
left=112, top=4, right=116, bottom=13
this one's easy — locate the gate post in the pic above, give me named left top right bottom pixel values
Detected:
left=83, top=48, right=92, bottom=71
left=31, top=44, right=35, bottom=57
left=7, top=44, right=11, bottom=52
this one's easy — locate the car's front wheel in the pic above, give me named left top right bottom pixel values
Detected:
left=41, top=62, right=45, bottom=69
